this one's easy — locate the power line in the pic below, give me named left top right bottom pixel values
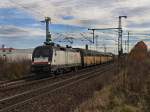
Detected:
left=88, top=28, right=120, bottom=44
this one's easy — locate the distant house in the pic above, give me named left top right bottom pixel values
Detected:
left=0, top=46, right=33, bottom=61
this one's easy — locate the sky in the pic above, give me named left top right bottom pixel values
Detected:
left=1, top=0, right=150, bottom=53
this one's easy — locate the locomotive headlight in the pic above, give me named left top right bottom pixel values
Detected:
left=32, top=62, right=34, bottom=65
left=48, top=62, right=51, bottom=65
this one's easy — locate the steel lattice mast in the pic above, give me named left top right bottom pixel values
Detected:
left=118, top=16, right=127, bottom=56
left=41, top=17, right=52, bottom=45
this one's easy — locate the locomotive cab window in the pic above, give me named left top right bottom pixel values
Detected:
left=33, top=46, right=53, bottom=60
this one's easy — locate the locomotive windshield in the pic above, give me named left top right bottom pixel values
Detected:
left=33, top=46, right=52, bottom=58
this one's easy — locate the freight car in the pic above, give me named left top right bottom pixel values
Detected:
left=31, top=44, right=113, bottom=74
left=75, top=48, right=113, bottom=67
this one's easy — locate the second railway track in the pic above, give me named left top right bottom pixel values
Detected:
left=0, top=74, right=36, bottom=89
left=0, top=75, right=54, bottom=90
left=0, top=63, right=113, bottom=112
left=0, top=63, right=111, bottom=99
left=0, top=64, right=104, bottom=91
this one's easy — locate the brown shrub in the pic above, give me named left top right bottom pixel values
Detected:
left=129, top=41, right=148, bottom=61
left=0, top=57, right=31, bottom=81
left=115, top=55, right=150, bottom=111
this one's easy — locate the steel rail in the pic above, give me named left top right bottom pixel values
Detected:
left=0, top=63, right=108, bottom=90
left=0, top=64, right=113, bottom=112
left=0, top=74, right=35, bottom=89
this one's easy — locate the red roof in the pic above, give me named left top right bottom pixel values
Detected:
left=0, top=48, right=15, bottom=50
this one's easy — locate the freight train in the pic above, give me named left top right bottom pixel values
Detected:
left=31, top=44, right=113, bottom=74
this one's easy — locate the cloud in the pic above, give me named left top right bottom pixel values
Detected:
left=1, top=0, right=150, bottom=28
left=0, top=25, right=45, bottom=38
left=1, top=0, right=150, bottom=52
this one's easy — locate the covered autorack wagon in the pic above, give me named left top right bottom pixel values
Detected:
left=74, top=48, right=113, bottom=67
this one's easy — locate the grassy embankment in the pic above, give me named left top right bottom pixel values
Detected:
left=0, top=57, right=31, bottom=81
left=75, top=57, right=150, bottom=112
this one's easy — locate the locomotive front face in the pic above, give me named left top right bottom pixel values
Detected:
left=31, top=46, right=53, bottom=72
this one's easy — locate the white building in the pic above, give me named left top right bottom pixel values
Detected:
left=0, top=47, right=33, bottom=61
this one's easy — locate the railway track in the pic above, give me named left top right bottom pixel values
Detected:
left=0, top=63, right=111, bottom=100
left=0, top=63, right=109, bottom=91
left=0, top=74, right=36, bottom=89
left=0, top=63, right=113, bottom=112
left=0, top=75, right=53, bottom=90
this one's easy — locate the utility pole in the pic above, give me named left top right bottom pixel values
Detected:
left=103, top=43, right=106, bottom=53
left=117, top=16, right=127, bottom=91
left=88, top=29, right=95, bottom=44
left=95, top=35, right=98, bottom=51
left=125, top=40, right=127, bottom=52
left=118, top=16, right=127, bottom=57
left=41, top=17, right=52, bottom=45
left=127, top=31, right=130, bottom=53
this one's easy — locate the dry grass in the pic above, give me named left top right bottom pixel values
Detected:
left=74, top=56, right=150, bottom=112
left=0, top=56, right=31, bottom=81
left=74, top=86, right=111, bottom=112
left=74, top=85, right=141, bottom=112
left=115, top=57, right=150, bottom=112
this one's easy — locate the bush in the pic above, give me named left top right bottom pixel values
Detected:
left=0, top=57, right=31, bottom=81
left=114, top=56, right=150, bottom=112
